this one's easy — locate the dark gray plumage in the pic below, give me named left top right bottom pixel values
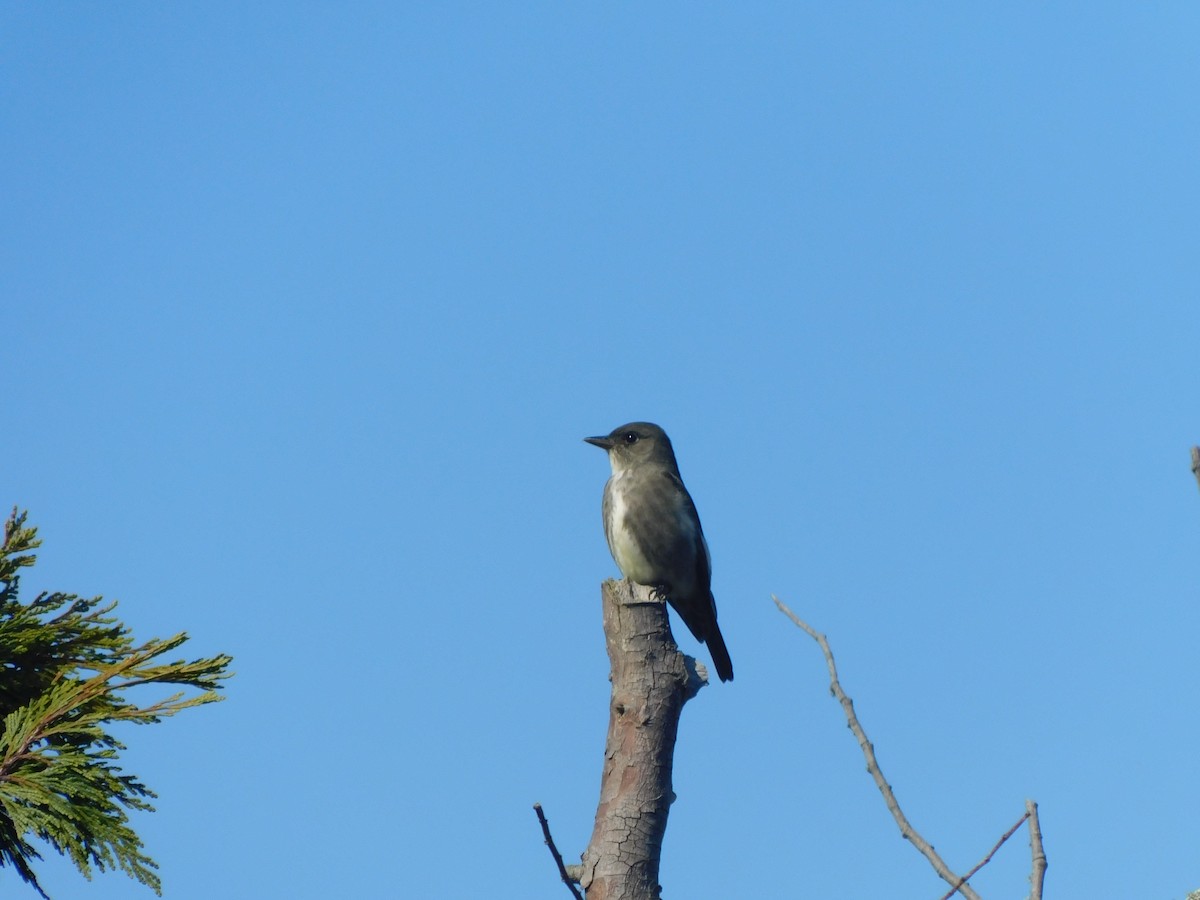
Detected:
left=584, top=422, right=733, bottom=682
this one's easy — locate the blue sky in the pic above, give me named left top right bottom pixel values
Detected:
left=3, top=4, right=1198, bottom=898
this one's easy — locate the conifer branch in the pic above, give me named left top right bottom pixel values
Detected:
left=0, top=508, right=234, bottom=896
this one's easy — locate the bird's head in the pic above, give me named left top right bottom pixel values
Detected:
left=585, top=422, right=678, bottom=474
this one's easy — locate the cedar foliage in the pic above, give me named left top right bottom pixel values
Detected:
left=0, top=508, right=233, bottom=897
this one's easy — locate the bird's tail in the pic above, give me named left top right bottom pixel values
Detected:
left=706, top=623, right=734, bottom=683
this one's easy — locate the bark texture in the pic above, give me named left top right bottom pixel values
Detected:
left=578, top=579, right=705, bottom=900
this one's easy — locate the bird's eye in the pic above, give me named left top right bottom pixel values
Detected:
left=623, top=432, right=639, bottom=444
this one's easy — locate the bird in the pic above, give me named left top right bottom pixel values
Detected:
left=584, top=422, right=733, bottom=682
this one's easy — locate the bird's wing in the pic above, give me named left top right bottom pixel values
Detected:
left=654, top=470, right=717, bottom=642
left=665, top=469, right=712, bottom=591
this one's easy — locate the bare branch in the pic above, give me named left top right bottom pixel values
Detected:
left=1027, top=799, right=1047, bottom=900
left=773, top=596, right=982, bottom=900
left=937, top=810, right=1030, bottom=900
left=579, top=579, right=705, bottom=900
left=1191, top=446, right=1200, bottom=493
left=533, top=803, right=584, bottom=900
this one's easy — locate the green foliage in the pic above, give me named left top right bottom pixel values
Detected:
left=0, top=509, right=233, bottom=897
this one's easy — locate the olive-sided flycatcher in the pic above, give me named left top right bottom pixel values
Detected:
left=585, top=422, right=733, bottom=682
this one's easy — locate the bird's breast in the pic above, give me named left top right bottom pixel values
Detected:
left=605, top=477, right=660, bottom=585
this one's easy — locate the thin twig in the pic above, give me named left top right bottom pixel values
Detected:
left=937, top=810, right=1030, bottom=900
left=1191, top=447, right=1200, bottom=493
left=533, top=803, right=584, bottom=900
left=773, top=596, right=982, bottom=900
left=1027, top=799, right=1047, bottom=900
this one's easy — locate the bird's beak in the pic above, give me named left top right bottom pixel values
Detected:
left=584, top=435, right=614, bottom=450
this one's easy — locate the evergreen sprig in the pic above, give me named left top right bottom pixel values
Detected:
left=0, top=508, right=233, bottom=897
